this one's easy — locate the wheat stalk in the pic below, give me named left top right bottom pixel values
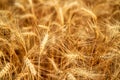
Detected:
left=48, top=58, right=62, bottom=74
left=14, top=2, right=25, bottom=11
left=38, top=25, right=49, bottom=30
left=58, top=7, right=64, bottom=25
left=20, top=13, right=36, bottom=20
left=0, top=50, right=4, bottom=57
left=81, top=7, right=97, bottom=20
left=28, top=0, right=34, bottom=15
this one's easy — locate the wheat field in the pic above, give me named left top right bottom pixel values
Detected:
left=0, top=0, right=120, bottom=80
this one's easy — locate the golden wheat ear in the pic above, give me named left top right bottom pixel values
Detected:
left=40, top=33, right=49, bottom=55
left=24, top=57, right=37, bottom=76
left=0, top=63, right=12, bottom=78
left=66, top=72, right=76, bottom=80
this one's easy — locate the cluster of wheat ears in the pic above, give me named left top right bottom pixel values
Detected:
left=0, top=0, right=120, bottom=80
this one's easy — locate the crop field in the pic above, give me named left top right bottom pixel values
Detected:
left=0, top=0, right=120, bottom=80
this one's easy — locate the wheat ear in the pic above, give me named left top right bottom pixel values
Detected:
left=15, top=73, right=28, bottom=80
left=24, top=57, right=37, bottom=75
left=67, top=72, right=76, bottom=80
left=0, top=63, right=11, bottom=78
left=40, top=33, right=49, bottom=54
